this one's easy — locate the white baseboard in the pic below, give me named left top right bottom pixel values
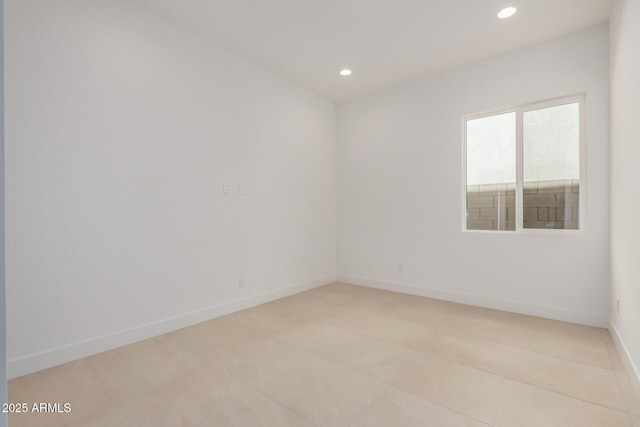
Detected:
left=337, top=274, right=607, bottom=328
left=608, top=321, right=640, bottom=401
left=8, top=274, right=336, bottom=379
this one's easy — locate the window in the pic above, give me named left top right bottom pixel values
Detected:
left=464, top=95, right=584, bottom=232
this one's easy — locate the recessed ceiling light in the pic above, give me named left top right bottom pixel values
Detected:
left=339, top=69, right=352, bottom=77
left=497, top=6, right=517, bottom=19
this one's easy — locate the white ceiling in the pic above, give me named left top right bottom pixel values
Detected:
left=135, top=0, right=615, bottom=101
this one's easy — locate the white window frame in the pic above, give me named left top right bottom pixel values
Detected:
left=462, top=94, right=587, bottom=234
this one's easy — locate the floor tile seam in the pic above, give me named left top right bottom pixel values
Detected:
left=82, top=358, right=142, bottom=402
left=355, top=300, right=493, bottom=319
left=442, top=348, right=626, bottom=410
left=464, top=328, right=632, bottom=415
left=265, top=333, right=409, bottom=387
left=348, top=292, right=604, bottom=333
left=260, top=301, right=334, bottom=318
left=219, top=309, right=292, bottom=329
left=323, top=285, right=606, bottom=337
left=351, top=298, right=433, bottom=310
left=229, top=312, right=323, bottom=337
left=221, top=315, right=295, bottom=332
left=317, top=320, right=430, bottom=362
left=397, top=383, right=496, bottom=427
left=220, top=365, right=321, bottom=427
left=162, top=333, right=221, bottom=365
left=350, top=304, right=610, bottom=355
left=409, top=351, right=632, bottom=416
left=258, top=300, right=619, bottom=385
left=300, top=293, right=365, bottom=305
left=277, top=347, right=418, bottom=387
left=265, top=302, right=323, bottom=318
left=470, top=332, right=615, bottom=372
left=163, top=327, right=280, bottom=367
left=213, top=331, right=393, bottom=417
left=16, top=358, right=118, bottom=404
left=274, top=317, right=423, bottom=356
left=316, top=307, right=436, bottom=345
left=308, top=291, right=622, bottom=394
left=124, top=404, right=145, bottom=427
left=312, top=308, right=617, bottom=375
left=351, top=300, right=607, bottom=344
left=309, top=317, right=448, bottom=361
left=187, top=317, right=266, bottom=337
left=98, top=359, right=208, bottom=402
left=268, top=306, right=338, bottom=323
left=281, top=297, right=625, bottom=410
left=343, top=304, right=433, bottom=326
left=349, top=288, right=584, bottom=322
left=343, top=384, right=392, bottom=427
left=464, top=334, right=616, bottom=373
left=388, top=381, right=497, bottom=427
left=460, top=320, right=606, bottom=342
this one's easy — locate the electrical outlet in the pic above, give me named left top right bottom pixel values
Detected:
left=397, top=264, right=403, bottom=274
left=238, top=277, right=246, bottom=288
left=223, top=182, right=231, bottom=195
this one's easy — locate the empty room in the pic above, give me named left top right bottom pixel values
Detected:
left=2, top=0, right=640, bottom=426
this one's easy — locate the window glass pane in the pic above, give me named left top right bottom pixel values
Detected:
left=466, top=112, right=516, bottom=231
left=523, top=103, right=579, bottom=229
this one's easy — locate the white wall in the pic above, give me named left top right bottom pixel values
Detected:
left=337, top=26, right=610, bottom=327
left=5, top=0, right=336, bottom=378
left=610, top=0, right=640, bottom=395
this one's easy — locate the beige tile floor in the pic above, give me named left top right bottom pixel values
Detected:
left=8, top=282, right=640, bottom=426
